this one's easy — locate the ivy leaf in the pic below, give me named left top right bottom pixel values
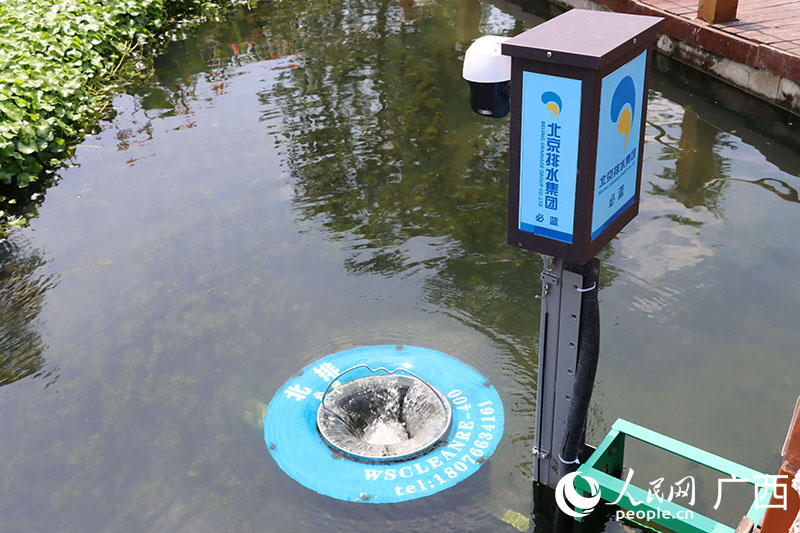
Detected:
left=35, top=124, right=53, bottom=141
left=16, top=173, right=35, bottom=187
left=0, top=100, right=23, bottom=121
left=16, top=138, right=37, bottom=154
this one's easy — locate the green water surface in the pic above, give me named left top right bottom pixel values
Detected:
left=1, top=0, right=799, bottom=531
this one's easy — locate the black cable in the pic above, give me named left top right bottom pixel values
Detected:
left=559, top=258, right=601, bottom=476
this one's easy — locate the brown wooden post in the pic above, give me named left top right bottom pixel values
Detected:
left=697, top=0, right=739, bottom=23
left=734, top=516, right=754, bottom=533
left=761, top=397, right=800, bottom=533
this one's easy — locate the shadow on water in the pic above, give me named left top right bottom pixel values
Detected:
left=0, top=234, right=57, bottom=387
left=0, top=175, right=61, bottom=237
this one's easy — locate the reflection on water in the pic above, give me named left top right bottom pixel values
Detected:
left=456, top=0, right=482, bottom=49
left=0, top=0, right=798, bottom=531
left=0, top=234, right=57, bottom=387
left=651, top=109, right=728, bottom=211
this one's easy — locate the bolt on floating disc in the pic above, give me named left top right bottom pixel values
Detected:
left=317, top=365, right=452, bottom=462
left=264, top=345, right=504, bottom=503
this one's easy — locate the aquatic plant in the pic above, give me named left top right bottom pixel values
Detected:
left=0, top=0, right=250, bottom=229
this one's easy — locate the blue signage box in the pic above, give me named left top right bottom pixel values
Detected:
left=502, top=10, right=663, bottom=264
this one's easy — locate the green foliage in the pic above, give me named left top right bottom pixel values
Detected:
left=0, top=0, right=249, bottom=228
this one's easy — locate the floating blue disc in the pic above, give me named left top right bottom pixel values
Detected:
left=264, top=345, right=504, bottom=503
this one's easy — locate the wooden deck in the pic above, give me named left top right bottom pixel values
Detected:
left=583, top=0, right=800, bottom=104
left=654, top=0, right=800, bottom=53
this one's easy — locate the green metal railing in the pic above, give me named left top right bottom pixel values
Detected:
left=575, top=419, right=773, bottom=533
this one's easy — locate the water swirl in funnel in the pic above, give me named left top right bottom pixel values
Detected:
left=317, top=369, right=452, bottom=462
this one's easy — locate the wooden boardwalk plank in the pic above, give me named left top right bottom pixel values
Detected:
left=725, top=15, right=800, bottom=30
left=773, top=41, right=800, bottom=51
left=644, top=0, right=800, bottom=51
left=587, top=0, right=800, bottom=84
left=738, top=0, right=798, bottom=8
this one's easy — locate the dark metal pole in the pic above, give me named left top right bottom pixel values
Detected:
left=532, top=257, right=601, bottom=487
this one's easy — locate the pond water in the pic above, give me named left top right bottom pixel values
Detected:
left=1, top=0, right=799, bottom=531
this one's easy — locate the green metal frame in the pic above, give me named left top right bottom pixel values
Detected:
left=575, top=419, right=773, bottom=533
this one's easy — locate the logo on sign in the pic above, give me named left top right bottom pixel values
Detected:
left=518, top=71, right=581, bottom=244
left=610, top=76, right=635, bottom=148
left=541, top=91, right=562, bottom=118
left=555, top=472, right=602, bottom=518
left=539, top=91, right=563, bottom=218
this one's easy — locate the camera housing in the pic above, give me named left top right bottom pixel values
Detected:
left=462, top=36, right=511, bottom=118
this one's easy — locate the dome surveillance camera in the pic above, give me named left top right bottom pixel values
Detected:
left=462, top=35, right=511, bottom=119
